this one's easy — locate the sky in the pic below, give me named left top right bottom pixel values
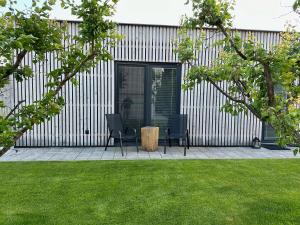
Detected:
left=18, top=0, right=300, bottom=31
left=113, top=0, right=300, bottom=31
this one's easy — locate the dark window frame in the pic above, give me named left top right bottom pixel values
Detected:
left=262, top=123, right=277, bottom=143
left=262, top=85, right=287, bottom=143
left=114, top=61, right=182, bottom=129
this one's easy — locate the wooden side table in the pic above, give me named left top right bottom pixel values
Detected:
left=141, top=126, right=159, bottom=152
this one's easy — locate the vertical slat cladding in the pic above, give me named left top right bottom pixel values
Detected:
left=14, top=23, right=279, bottom=147
left=192, top=29, right=198, bottom=146
left=145, top=26, right=149, bottom=61
left=97, top=61, right=101, bottom=145
left=101, top=60, right=105, bottom=145
left=211, top=30, right=218, bottom=145
left=25, top=52, right=30, bottom=146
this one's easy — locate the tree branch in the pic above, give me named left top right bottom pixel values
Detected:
left=205, top=76, right=262, bottom=119
left=262, top=63, right=275, bottom=106
left=217, top=23, right=276, bottom=107
left=234, top=79, right=251, bottom=99
left=0, top=50, right=99, bottom=157
left=217, top=24, right=248, bottom=60
left=5, top=100, right=25, bottom=120
left=54, top=50, right=98, bottom=94
left=2, top=50, right=28, bottom=79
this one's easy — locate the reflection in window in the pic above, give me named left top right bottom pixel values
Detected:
left=263, top=84, right=286, bottom=141
left=117, top=66, right=145, bottom=134
left=151, top=68, right=177, bottom=137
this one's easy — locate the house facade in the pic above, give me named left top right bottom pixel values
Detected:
left=11, top=22, right=281, bottom=147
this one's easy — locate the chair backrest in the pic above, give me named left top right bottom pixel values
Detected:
left=105, top=114, right=124, bottom=137
left=168, top=114, right=188, bottom=136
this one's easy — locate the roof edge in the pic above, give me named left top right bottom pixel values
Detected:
left=54, top=19, right=282, bottom=34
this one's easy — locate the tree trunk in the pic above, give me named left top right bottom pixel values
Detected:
left=263, top=63, right=275, bottom=106
left=0, top=147, right=11, bottom=157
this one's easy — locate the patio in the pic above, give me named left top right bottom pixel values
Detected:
left=0, top=146, right=298, bottom=161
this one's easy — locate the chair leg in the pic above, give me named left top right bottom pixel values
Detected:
left=125, top=140, right=128, bottom=156
left=104, top=133, right=111, bottom=151
left=164, top=137, right=167, bottom=154
left=187, top=132, right=190, bottom=149
left=120, top=138, right=124, bottom=157
left=184, top=138, right=187, bottom=156
left=136, top=137, right=139, bottom=153
left=169, top=138, right=171, bottom=147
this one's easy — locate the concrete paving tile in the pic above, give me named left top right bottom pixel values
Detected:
left=193, top=152, right=210, bottom=159
left=1, top=146, right=300, bottom=161
left=148, top=152, right=162, bottom=159
left=137, top=152, right=150, bottom=160
left=75, top=153, right=92, bottom=160
left=0, top=156, right=17, bottom=162
left=160, top=153, right=176, bottom=159
left=221, top=151, right=242, bottom=159
left=64, top=153, right=81, bottom=160
left=113, top=150, right=127, bottom=160
left=101, top=152, right=115, bottom=160
left=201, top=152, right=217, bottom=159
left=74, top=157, right=90, bottom=161
left=48, top=153, right=70, bottom=161
left=211, top=152, right=232, bottom=159
left=88, top=156, right=104, bottom=160
left=125, top=152, right=139, bottom=160
left=4, top=149, right=19, bottom=156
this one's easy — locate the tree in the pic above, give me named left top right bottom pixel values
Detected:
left=177, top=0, right=300, bottom=153
left=294, top=0, right=300, bottom=11
left=0, top=0, right=121, bottom=156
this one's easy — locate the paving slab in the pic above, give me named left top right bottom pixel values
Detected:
left=0, top=146, right=298, bottom=161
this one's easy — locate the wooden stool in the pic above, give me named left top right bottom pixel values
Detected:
left=141, top=126, right=159, bottom=152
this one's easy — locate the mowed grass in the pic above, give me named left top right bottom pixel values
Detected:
left=1, top=159, right=300, bottom=225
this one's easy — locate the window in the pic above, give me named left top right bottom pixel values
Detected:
left=116, top=62, right=181, bottom=138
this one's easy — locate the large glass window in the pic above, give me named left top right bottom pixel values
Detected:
left=116, top=63, right=180, bottom=139
left=263, top=85, right=286, bottom=142
left=151, top=67, right=178, bottom=138
left=117, top=65, right=145, bottom=135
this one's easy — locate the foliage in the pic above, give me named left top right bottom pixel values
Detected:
left=294, top=0, right=300, bottom=11
left=177, top=0, right=300, bottom=152
left=0, top=0, right=120, bottom=154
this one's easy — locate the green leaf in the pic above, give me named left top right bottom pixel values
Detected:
left=48, top=0, right=56, bottom=6
left=0, top=0, right=6, bottom=7
left=293, top=0, right=300, bottom=10
left=0, top=101, right=5, bottom=108
left=71, top=78, right=79, bottom=86
left=14, top=41, right=23, bottom=49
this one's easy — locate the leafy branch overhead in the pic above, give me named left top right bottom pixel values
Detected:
left=178, top=0, right=300, bottom=152
left=0, top=0, right=121, bottom=155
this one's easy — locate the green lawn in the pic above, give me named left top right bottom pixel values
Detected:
left=1, top=159, right=300, bottom=225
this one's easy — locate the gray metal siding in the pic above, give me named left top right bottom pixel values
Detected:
left=13, top=22, right=281, bottom=147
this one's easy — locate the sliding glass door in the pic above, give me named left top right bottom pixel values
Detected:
left=150, top=67, right=179, bottom=138
left=116, top=65, right=145, bottom=135
left=116, top=63, right=181, bottom=138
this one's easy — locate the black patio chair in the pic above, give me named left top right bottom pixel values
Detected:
left=164, top=114, right=190, bottom=156
left=105, top=114, right=139, bottom=156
